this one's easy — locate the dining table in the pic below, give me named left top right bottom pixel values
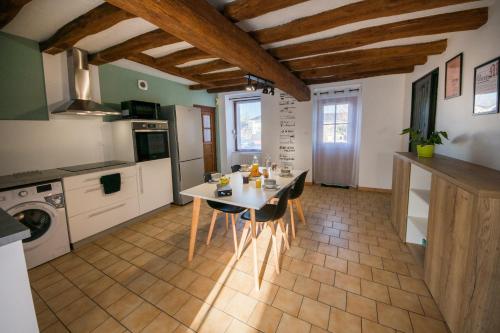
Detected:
left=180, top=168, right=306, bottom=290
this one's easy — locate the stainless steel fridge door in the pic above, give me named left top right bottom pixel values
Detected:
left=175, top=106, right=203, bottom=162
left=177, top=158, right=205, bottom=205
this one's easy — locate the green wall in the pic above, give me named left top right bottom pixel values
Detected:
left=0, top=32, right=48, bottom=120
left=99, top=64, right=216, bottom=108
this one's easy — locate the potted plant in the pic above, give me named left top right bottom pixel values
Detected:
left=400, top=128, right=448, bottom=158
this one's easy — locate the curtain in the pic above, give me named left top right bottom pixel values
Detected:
left=313, top=94, right=360, bottom=187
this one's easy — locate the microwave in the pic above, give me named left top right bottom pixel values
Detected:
left=121, top=100, right=160, bottom=119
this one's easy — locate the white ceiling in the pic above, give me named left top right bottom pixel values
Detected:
left=1, top=0, right=495, bottom=85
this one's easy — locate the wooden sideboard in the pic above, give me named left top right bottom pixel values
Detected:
left=391, top=152, right=500, bottom=333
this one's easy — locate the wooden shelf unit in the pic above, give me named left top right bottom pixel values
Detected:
left=391, top=152, right=500, bottom=333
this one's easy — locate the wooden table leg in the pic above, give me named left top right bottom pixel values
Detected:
left=250, top=208, right=260, bottom=290
left=188, top=197, right=201, bottom=262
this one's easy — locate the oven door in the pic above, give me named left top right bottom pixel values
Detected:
left=134, top=130, right=170, bottom=162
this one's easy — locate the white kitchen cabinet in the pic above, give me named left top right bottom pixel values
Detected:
left=136, top=158, right=173, bottom=215
left=63, top=166, right=139, bottom=243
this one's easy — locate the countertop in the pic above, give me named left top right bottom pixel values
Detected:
left=0, top=160, right=135, bottom=191
left=395, top=152, right=500, bottom=198
left=0, top=208, right=30, bottom=247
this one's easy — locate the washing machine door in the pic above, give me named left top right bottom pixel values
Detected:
left=7, top=202, right=58, bottom=250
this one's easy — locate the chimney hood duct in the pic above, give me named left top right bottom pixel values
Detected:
left=51, top=48, right=120, bottom=116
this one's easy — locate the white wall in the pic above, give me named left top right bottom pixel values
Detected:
left=403, top=0, right=500, bottom=171
left=0, top=52, right=113, bottom=175
left=218, top=75, right=406, bottom=189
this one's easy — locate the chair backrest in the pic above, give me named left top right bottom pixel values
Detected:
left=290, top=171, right=308, bottom=199
left=204, top=172, right=212, bottom=183
left=231, top=164, right=241, bottom=172
left=271, top=186, right=292, bottom=220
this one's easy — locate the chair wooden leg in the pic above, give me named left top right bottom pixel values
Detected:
left=295, top=199, right=307, bottom=225
left=278, top=218, right=290, bottom=250
left=225, top=213, right=229, bottom=232
left=238, top=221, right=251, bottom=259
left=267, top=221, right=280, bottom=274
left=206, top=210, right=218, bottom=245
left=231, top=214, right=239, bottom=255
left=288, top=200, right=296, bottom=239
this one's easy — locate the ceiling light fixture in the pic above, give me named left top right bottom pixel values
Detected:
left=245, top=74, right=275, bottom=95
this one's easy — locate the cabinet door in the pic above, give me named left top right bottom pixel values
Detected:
left=137, top=159, right=173, bottom=215
left=391, top=157, right=410, bottom=241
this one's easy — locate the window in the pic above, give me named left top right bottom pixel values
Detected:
left=322, top=103, right=349, bottom=143
left=234, top=98, right=261, bottom=151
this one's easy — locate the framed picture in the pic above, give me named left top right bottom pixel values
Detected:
left=445, top=53, right=462, bottom=99
left=473, top=57, right=499, bottom=115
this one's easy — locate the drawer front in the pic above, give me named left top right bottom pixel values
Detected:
left=67, top=197, right=139, bottom=243
left=63, top=166, right=136, bottom=191
left=65, top=173, right=138, bottom=218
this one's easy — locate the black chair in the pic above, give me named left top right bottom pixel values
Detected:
left=231, top=164, right=241, bottom=173
left=239, top=186, right=292, bottom=273
left=288, top=171, right=308, bottom=239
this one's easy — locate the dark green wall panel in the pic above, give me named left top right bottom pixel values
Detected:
left=0, top=32, right=48, bottom=120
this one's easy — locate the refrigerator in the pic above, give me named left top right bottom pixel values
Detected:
left=159, top=105, right=205, bottom=205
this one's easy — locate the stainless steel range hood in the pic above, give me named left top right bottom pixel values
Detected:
left=51, top=48, right=121, bottom=116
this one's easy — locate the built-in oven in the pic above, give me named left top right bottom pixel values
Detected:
left=132, top=121, right=170, bottom=162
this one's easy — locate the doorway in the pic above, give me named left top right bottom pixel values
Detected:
left=410, top=69, right=439, bottom=152
left=195, top=104, right=217, bottom=173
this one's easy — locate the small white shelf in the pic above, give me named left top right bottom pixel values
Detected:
left=411, top=189, right=430, bottom=205
left=406, top=216, right=428, bottom=246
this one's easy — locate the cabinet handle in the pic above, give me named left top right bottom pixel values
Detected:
left=138, top=166, right=144, bottom=194
left=85, top=187, right=101, bottom=193
left=88, top=203, right=126, bottom=218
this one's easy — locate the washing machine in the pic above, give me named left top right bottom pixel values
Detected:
left=0, top=181, right=70, bottom=269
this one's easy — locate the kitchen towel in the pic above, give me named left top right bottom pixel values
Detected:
left=100, top=173, right=121, bottom=194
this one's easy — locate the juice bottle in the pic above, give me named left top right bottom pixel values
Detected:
left=256, top=178, right=262, bottom=188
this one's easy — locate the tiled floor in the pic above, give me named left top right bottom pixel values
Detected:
left=28, top=186, right=450, bottom=333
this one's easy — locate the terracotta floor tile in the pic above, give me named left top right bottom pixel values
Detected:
left=298, top=297, right=330, bottom=329
left=156, top=262, right=184, bottom=281
left=197, top=307, right=233, bottom=333
left=289, top=258, right=313, bottom=277
left=263, top=268, right=297, bottom=290
left=398, top=275, right=430, bottom=297
left=102, top=260, right=131, bottom=278
left=310, top=265, right=335, bottom=285
left=410, top=312, right=448, bottom=333
left=31, top=271, right=65, bottom=292
left=173, top=297, right=211, bottom=331
left=303, top=251, right=326, bottom=266
left=325, top=255, right=348, bottom=273
left=372, top=268, right=400, bottom=288
left=187, top=275, right=218, bottom=301
left=335, top=272, right=361, bottom=294
left=140, top=279, right=174, bottom=305
left=141, top=313, right=180, bottom=333
left=389, top=287, right=424, bottom=314
left=67, top=306, right=109, bottom=333
left=224, top=291, right=258, bottom=322
left=248, top=280, right=279, bottom=305
left=346, top=293, right=377, bottom=321
left=169, top=269, right=199, bottom=289
left=29, top=264, right=55, bottom=282
left=382, top=259, right=409, bottom=276
left=127, top=271, right=158, bottom=294
left=55, top=296, right=96, bottom=325
left=114, top=266, right=144, bottom=286
left=318, top=284, right=346, bottom=310
left=360, top=279, right=390, bottom=304
left=94, top=283, right=128, bottom=309
left=272, top=287, right=303, bottom=316
left=42, top=320, right=69, bottom=333
left=359, top=253, right=383, bottom=269
left=329, top=308, right=361, bottom=333
left=156, top=288, right=191, bottom=315
left=82, top=275, right=115, bottom=298
left=225, top=270, right=255, bottom=294
left=226, top=319, right=259, bottom=333
left=348, top=262, right=373, bottom=281
left=36, top=309, right=59, bottom=330
left=248, top=302, right=283, bottom=333
left=106, top=292, right=143, bottom=320
left=38, top=278, right=73, bottom=301
left=277, top=313, right=311, bottom=333
left=294, top=276, right=321, bottom=299
left=419, top=296, right=443, bottom=320
left=361, top=318, right=395, bottom=333
left=121, top=302, right=160, bottom=332
left=92, top=317, right=127, bottom=333
left=377, top=303, right=412, bottom=333
left=46, top=287, right=84, bottom=312
left=338, top=248, right=360, bottom=263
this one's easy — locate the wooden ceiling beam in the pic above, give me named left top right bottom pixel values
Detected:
left=193, top=70, right=247, bottom=83
left=296, top=56, right=427, bottom=79
left=283, top=40, right=447, bottom=71
left=190, top=77, right=248, bottom=90
left=156, top=48, right=213, bottom=67
left=40, top=3, right=134, bottom=55
left=126, top=53, right=214, bottom=86
left=89, top=29, right=180, bottom=65
left=223, top=0, right=308, bottom=22
left=207, top=84, right=249, bottom=94
left=303, top=67, right=415, bottom=85
left=270, top=8, right=488, bottom=60
left=0, top=0, right=31, bottom=28
left=106, top=0, right=310, bottom=101
left=252, top=0, right=477, bottom=44
left=180, top=59, right=235, bottom=76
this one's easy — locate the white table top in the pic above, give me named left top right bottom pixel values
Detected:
left=180, top=169, right=306, bottom=210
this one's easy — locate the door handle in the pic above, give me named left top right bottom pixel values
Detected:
left=138, top=166, right=144, bottom=194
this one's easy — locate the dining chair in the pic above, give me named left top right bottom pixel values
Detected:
left=204, top=173, right=245, bottom=255
left=288, top=171, right=308, bottom=239
left=231, top=164, right=241, bottom=172
left=238, top=186, right=291, bottom=273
